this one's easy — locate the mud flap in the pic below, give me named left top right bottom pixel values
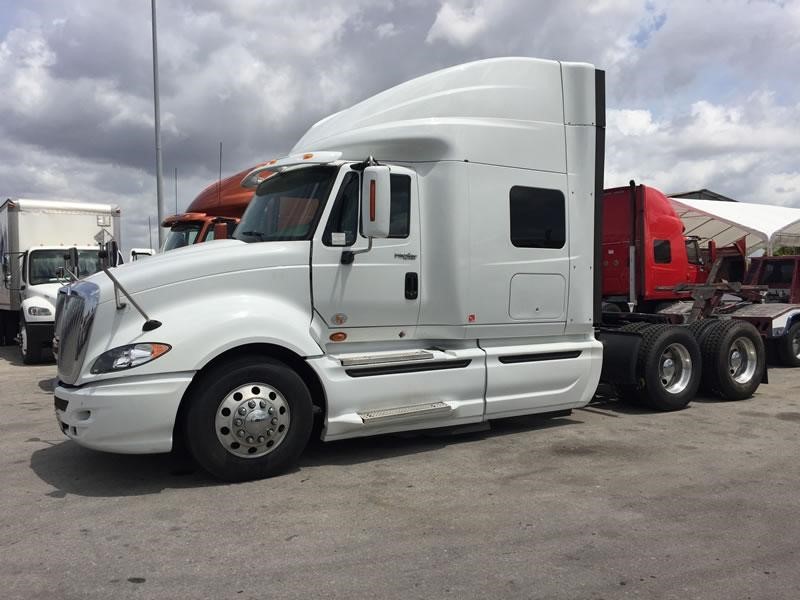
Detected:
left=596, top=329, right=642, bottom=386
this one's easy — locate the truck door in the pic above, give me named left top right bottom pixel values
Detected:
left=312, top=166, right=421, bottom=330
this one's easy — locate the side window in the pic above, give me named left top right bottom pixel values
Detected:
left=204, top=226, right=216, bottom=242
left=685, top=239, right=701, bottom=265
left=323, top=172, right=360, bottom=246
left=389, top=174, right=410, bottom=238
left=654, top=239, right=671, bottom=264
left=509, top=186, right=565, bottom=249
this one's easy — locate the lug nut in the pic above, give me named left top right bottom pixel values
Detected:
left=260, top=400, right=266, bottom=408
left=267, top=429, right=274, bottom=437
left=268, top=407, right=275, bottom=415
left=248, top=400, right=256, bottom=409
left=234, top=418, right=243, bottom=427
left=271, top=417, right=278, bottom=426
left=246, top=436, right=255, bottom=444
left=238, top=406, right=247, bottom=415
left=257, top=436, right=265, bottom=443
left=237, top=429, right=245, bottom=438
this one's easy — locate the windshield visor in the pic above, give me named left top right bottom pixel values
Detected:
left=234, top=166, right=337, bottom=243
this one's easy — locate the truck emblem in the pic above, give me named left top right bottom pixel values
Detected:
left=394, top=253, right=417, bottom=260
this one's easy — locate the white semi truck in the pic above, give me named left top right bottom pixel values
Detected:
left=0, top=199, right=121, bottom=363
left=53, top=58, right=766, bottom=481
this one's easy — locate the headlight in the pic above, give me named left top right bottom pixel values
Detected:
left=28, top=306, right=52, bottom=316
left=90, top=343, right=171, bottom=374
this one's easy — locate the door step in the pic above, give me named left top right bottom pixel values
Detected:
left=339, top=350, right=434, bottom=367
left=358, top=401, right=452, bottom=425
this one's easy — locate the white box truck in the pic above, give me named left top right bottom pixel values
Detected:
left=53, top=58, right=765, bottom=481
left=0, top=199, right=121, bottom=363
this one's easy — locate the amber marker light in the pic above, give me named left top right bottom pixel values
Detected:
left=303, top=153, right=314, bottom=160
left=369, top=180, right=376, bottom=221
left=329, top=332, right=347, bottom=342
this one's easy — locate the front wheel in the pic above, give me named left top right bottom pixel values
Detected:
left=19, top=316, right=41, bottom=365
left=184, top=356, right=314, bottom=482
left=777, top=322, right=800, bottom=368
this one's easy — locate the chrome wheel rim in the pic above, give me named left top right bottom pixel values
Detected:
left=729, top=336, right=757, bottom=384
left=20, top=323, right=28, bottom=356
left=659, top=343, right=692, bottom=394
left=792, top=329, right=800, bottom=360
left=214, top=382, right=290, bottom=459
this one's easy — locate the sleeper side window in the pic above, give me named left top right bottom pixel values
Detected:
left=509, top=186, right=565, bottom=249
left=654, top=239, right=672, bottom=264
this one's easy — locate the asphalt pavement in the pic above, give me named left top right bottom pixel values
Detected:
left=1, top=345, right=799, bottom=600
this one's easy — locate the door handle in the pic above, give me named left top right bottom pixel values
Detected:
left=405, top=272, right=418, bottom=300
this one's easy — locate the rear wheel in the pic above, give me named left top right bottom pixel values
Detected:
left=184, top=356, right=314, bottom=482
left=631, top=324, right=701, bottom=411
left=699, top=320, right=765, bottom=400
left=777, top=322, right=800, bottom=368
left=687, top=319, right=717, bottom=394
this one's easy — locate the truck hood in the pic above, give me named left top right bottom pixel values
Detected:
left=24, top=282, right=62, bottom=308
left=83, top=239, right=310, bottom=300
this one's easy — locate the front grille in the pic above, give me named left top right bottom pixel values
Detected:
left=55, top=281, right=100, bottom=385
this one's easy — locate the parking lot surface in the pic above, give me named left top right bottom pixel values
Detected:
left=1, top=345, right=799, bottom=599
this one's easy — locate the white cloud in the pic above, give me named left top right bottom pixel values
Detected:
left=0, top=0, right=799, bottom=254
left=426, top=1, right=490, bottom=46
left=376, top=22, right=398, bottom=38
left=605, top=93, right=800, bottom=204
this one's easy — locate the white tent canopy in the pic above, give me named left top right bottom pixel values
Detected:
left=668, top=197, right=800, bottom=255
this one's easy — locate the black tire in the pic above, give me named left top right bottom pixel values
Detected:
left=777, top=321, right=800, bottom=368
left=602, top=302, right=622, bottom=313
left=619, top=321, right=652, bottom=333
left=686, top=319, right=717, bottom=394
left=19, top=316, right=41, bottom=365
left=633, top=324, right=701, bottom=411
left=699, top=320, right=765, bottom=400
left=687, top=319, right=716, bottom=342
left=184, top=356, right=314, bottom=482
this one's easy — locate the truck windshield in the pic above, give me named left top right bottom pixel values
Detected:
left=234, top=166, right=337, bottom=243
left=28, top=249, right=102, bottom=285
left=163, top=222, right=203, bottom=251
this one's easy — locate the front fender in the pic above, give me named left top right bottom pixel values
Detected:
left=20, top=295, right=56, bottom=323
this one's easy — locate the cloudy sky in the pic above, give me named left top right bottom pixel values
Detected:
left=1, top=0, right=798, bottom=252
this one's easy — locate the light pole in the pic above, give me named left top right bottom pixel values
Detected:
left=151, top=0, right=165, bottom=247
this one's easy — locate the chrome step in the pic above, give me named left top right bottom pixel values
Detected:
left=340, top=350, right=434, bottom=367
left=358, top=401, right=452, bottom=424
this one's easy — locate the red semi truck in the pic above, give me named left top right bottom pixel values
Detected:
left=602, top=182, right=800, bottom=367
left=161, top=164, right=267, bottom=250
left=602, top=183, right=710, bottom=312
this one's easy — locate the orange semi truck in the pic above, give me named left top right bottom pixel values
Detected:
left=161, top=164, right=267, bottom=250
